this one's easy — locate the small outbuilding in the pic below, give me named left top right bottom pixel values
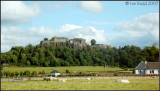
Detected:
left=50, top=70, right=60, bottom=77
left=3, top=63, right=9, bottom=67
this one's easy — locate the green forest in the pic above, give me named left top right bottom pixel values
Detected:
left=1, top=39, right=159, bottom=68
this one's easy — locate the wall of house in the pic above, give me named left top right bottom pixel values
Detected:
left=135, top=70, right=139, bottom=74
left=51, top=73, right=60, bottom=76
left=145, top=70, right=150, bottom=74
left=55, top=73, right=60, bottom=76
left=145, top=69, right=159, bottom=74
left=135, top=70, right=145, bottom=74
left=154, top=69, right=159, bottom=74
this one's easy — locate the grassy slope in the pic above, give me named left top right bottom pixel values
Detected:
left=1, top=77, right=159, bottom=90
left=2, top=66, right=122, bottom=73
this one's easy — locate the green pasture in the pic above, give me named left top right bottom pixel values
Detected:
left=2, top=66, right=123, bottom=73
left=1, top=77, right=159, bottom=90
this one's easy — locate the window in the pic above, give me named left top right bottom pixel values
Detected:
left=150, top=70, right=154, bottom=74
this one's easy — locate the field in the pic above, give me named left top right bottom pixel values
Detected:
left=2, top=66, right=123, bottom=73
left=1, top=77, right=159, bottom=90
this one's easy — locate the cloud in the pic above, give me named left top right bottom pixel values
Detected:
left=44, top=1, right=73, bottom=10
left=83, top=21, right=121, bottom=25
left=1, top=1, right=41, bottom=25
left=1, top=24, right=106, bottom=53
left=78, top=1, right=104, bottom=13
left=108, top=13, right=159, bottom=48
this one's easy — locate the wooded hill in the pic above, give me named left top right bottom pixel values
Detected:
left=1, top=39, right=159, bottom=68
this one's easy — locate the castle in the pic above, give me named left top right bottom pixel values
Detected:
left=40, top=37, right=87, bottom=49
left=40, top=36, right=109, bottom=49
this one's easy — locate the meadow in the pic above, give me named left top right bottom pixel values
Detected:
left=1, top=77, right=159, bottom=90
left=2, top=66, right=123, bottom=73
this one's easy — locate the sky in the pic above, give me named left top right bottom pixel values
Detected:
left=1, top=1, right=159, bottom=53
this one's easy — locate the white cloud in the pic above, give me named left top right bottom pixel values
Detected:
left=83, top=21, right=121, bottom=25
left=1, top=1, right=41, bottom=25
left=78, top=1, right=104, bottom=13
left=1, top=24, right=106, bottom=53
left=108, top=13, right=159, bottom=48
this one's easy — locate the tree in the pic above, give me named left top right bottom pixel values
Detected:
left=50, top=37, right=55, bottom=41
left=26, top=61, right=31, bottom=66
left=44, top=38, right=48, bottom=41
left=31, top=57, right=39, bottom=65
left=91, top=39, right=96, bottom=45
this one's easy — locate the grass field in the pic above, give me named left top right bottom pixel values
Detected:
left=1, top=77, right=159, bottom=90
left=2, top=66, right=123, bottom=73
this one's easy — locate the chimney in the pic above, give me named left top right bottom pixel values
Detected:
left=145, top=61, right=147, bottom=64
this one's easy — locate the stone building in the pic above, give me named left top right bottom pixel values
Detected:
left=40, top=37, right=87, bottom=49
left=91, top=44, right=107, bottom=49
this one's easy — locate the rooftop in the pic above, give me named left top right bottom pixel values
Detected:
left=146, top=62, right=159, bottom=69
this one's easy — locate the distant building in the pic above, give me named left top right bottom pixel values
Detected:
left=40, top=36, right=87, bottom=49
left=91, top=44, right=107, bottom=49
left=135, top=61, right=159, bottom=74
left=3, top=63, right=9, bottom=67
left=50, top=70, right=60, bottom=77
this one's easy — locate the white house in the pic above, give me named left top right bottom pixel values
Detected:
left=135, top=61, right=159, bottom=74
left=50, top=70, right=60, bottom=77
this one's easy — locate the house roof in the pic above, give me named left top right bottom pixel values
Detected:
left=135, top=61, right=146, bottom=70
left=50, top=70, right=60, bottom=73
left=146, top=62, right=159, bottom=69
left=135, top=61, right=159, bottom=70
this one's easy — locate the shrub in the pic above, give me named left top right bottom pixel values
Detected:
left=31, top=71, right=38, bottom=77
left=15, top=71, right=19, bottom=77
left=66, top=69, right=70, bottom=73
left=10, top=72, right=15, bottom=77
left=5, top=71, right=11, bottom=77
left=23, top=70, right=31, bottom=77
left=99, top=73, right=104, bottom=76
left=20, top=71, right=23, bottom=77
left=1, top=71, right=4, bottom=77
left=42, top=70, right=45, bottom=75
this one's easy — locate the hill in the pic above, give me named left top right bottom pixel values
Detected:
left=1, top=37, right=159, bottom=68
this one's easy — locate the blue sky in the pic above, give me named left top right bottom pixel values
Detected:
left=1, top=1, right=159, bottom=52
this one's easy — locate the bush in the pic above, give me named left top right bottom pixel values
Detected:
left=20, top=71, right=23, bottom=77
left=31, top=71, right=38, bottom=77
left=23, top=70, right=31, bottom=77
left=42, top=70, right=45, bottom=75
left=98, top=73, right=104, bottom=76
left=10, top=72, right=15, bottom=77
left=5, top=71, right=11, bottom=77
left=15, top=71, right=19, bottom=77
left=66, top=69, right=70, bottom=73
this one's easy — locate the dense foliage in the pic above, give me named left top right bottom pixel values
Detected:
left=1, top=43, right=159, bottom=68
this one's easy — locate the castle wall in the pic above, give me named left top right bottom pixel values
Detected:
left=40, top=37, right=107, bottom=49
left=40, top=37, right=87, bottom=49
left=91, top=44, right=107, bottom=48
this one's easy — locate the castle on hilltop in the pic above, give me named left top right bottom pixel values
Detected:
left=40, top=37, right=87, bottom=49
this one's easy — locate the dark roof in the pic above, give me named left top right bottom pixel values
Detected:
left=50, top=70, right=60, bottom=73
left=135, top=61, right=146, bottom=70
left=146, top=62, right=159, bottom=69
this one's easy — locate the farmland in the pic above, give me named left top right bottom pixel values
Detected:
left=2, top=66, right=123, bottom=73
left=1, top=77, right=159, bottom=90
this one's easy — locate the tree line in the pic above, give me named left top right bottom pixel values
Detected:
left=1, top=39, right=159, bottom=68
